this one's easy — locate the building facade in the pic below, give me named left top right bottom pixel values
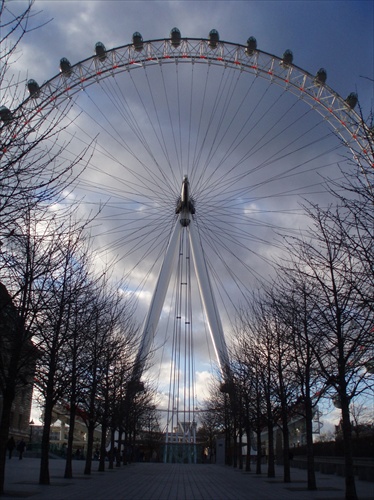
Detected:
left=0, top=282, right=35, bottom=444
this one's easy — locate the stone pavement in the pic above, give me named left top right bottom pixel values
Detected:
left=2, top=457, right=374, bottom=500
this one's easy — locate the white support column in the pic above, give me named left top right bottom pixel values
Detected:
left=134, top=219, right=182, bottom=376
left=188, top=218, right=230, bottom=377
left=133, top=175, right=230, bottom=383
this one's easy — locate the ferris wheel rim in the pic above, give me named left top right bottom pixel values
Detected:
left=2, top=36, right=371, bottom=168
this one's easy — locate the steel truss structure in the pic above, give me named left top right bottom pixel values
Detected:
left=2, top=37, right=372, bottom=169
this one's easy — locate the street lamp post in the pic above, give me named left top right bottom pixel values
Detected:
left=29, top=419, right=34, bottom=445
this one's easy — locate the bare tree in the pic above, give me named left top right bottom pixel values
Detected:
left=233, top=325, right=268, bottom=475
left=0, top=2, right=91, bottom=239
left=349, top=401, right=373, bottom=439
left=283, top=204, right=373, bottom=500
left=0, top=203, right=76, bottom=490
left=245, top=293, right=297, bottom=481
left=328, top=160, right=373, bottom=320
left=231, top=319, right=260, bottom=472
left=96, top=289, right=138, bottom=472
left=32, top=220, right=95, bottom=485
left=0, top=2, right=96, bottom=490
left=197, top=403, right=223, bottom=463
left=62, top=283, right=94, bottom=479
left=250, top=297, right=277, bottom=478
left=59, top=270, right=98, bottom=477
left=67, top=280, right=137, bottom=476
left=79, top=302, right=109, bottom=476
left=106, top=353, right=132, bottom=469
left=200, top=373, right=237, bottom=467
left=129, top=386, right=158, bottom=463
left=134, top=403, right=161, bottom=463
left=266, top=273, right=325, bottom=490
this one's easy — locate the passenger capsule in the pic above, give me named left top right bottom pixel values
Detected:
left=132, top=32, right=143, bottom=51
left=95, top=42, right=106, bottom=61
left=219, top=381, right=234, bottom=394
left=365, top=359, right=374, bottom=374
left=245, top=36, right=257, bottom=56
left=208, top=29, right=219, bottom=49
left=27, top=79, right=40, bottom=98
left=345, top=92, right=358, bottom=109
left=281, top=49, right=293, bottom=66
left=332, top=395, right=342, bottom=409
left=170, top=27, right=181, bottom=48
left=314, top=68, right=327, bottom=85
left=60, top=57, right=72, bottom=77
left=0, top=105, right=12, bottom=124
left=127, top=379, right=145, bottom=393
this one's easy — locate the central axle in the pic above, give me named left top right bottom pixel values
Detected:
left=175, top=175, right=195, bottom=226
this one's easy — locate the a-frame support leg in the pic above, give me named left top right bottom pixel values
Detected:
left=133, top=220, right=182, bottom=379
left=188, top=218, right=230, bottom=377
left=133, top=175, right=230, bottom=382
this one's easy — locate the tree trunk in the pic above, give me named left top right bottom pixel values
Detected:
left=256, top=427, right=262, bottom=475
left=282, top=423, right=291, bottom=483
left=64, top=404, right=77, bottom=479
left=341, top=395, right=358, bottom=500
left=267, top=422, right=275, bottom=478
left=305, top=397, right=317, bottom=490
left=108, top=428, right=115, bottom=469
left=84, top=421, right=95, bottom=475
left=116, top=429, right=122, bottom=467
left=245, top=423, right=251, bottom=472
left=225, top=426, right=231, bottom=466
left=238, top=426, right=243, bottom=470
left=98, top=421, right=107, bottom=472
left=265, top=382, right=275, bottom=478
left=64, top=331, right=78, bottom=479
left=233, top=422, right=238, bottom=468
left=0, top=390, right=14, bottom=495
left=280, top=401, right=291, bottom=483
left=39, top=395, right=54, bottom=485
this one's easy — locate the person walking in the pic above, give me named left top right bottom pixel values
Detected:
left=17, top=439, right=26, bottom=460
left=7, top=436, right=15, bottom=459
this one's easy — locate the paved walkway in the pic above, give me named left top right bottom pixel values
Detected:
left=3, top=457, right=374, bottom=500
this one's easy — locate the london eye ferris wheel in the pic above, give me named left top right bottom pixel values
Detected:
left=1, top=28, right=371, bottom=462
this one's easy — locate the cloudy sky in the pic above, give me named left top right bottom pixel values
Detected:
left=5, top=0, right=373, bottom=430
left=12, top=0, right=373, bottom=104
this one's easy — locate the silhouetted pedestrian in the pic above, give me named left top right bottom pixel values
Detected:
left=17, top=439, right=26, bottom=460
left=7, top=436, right=15, bottom=459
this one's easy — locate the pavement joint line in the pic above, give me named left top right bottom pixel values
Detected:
left=3, top=458, right=374, bottom=500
